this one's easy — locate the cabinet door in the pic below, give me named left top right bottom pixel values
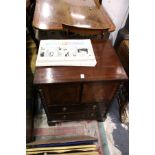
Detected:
left=40, top=83, right=81, bottom=105
left=82, top=82, right=119, bottom=103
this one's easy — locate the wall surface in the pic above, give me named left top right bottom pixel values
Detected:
left=102, top=0, right=129, bottom=44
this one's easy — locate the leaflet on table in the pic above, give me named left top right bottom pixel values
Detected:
left=36, top=39, right=97, bottom=67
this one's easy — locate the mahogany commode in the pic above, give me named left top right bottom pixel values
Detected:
left=33, top=40, right=127, bottom=125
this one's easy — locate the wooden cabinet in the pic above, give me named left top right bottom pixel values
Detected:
left=34, top=40, right=127, bottom=125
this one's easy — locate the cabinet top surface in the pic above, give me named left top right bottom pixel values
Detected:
left=34, top=40, right=128, bottom=84
left=32, top=0, right=115, bottom=31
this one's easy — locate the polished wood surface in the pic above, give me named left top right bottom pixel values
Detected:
left=34, top=40, right=127, bottom=84
left=40, top=84, right=81, bottom=105
left=82, top=82, right=119, bottom=103
left=33, top=0, right=115, bottom=32
left=34, top=40, right=127, bottom=124
left=38, top=81, right=119, bottom=124
left=62, top=24, right=107, bottom=36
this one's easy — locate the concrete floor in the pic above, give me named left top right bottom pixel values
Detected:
left=104, top=99, right=129, bottom=155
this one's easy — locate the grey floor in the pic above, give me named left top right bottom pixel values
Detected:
left=103, top=98, right=129, bottom=155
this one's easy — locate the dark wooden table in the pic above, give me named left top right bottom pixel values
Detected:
left=32, top=0, right=115, bottom=40
left=33, top=40, right=127, bottom=125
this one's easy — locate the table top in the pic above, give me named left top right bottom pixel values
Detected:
left=32, top=0, right=115, bottom=31
left=34, top=40, right=127, bottom=84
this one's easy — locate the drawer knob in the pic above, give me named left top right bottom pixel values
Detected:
left=93, top=105, right=97, bottom=109
left=62, top=107, right=67, bottom=112
left=63, top=115, right=66, bottom=119
left=90, top=113, right=94, bottom=117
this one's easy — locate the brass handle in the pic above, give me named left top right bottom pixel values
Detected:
left=90, top=113, right=94, bottom=117
left=92, top=105, right=97, bottom=109
left=62, top=107, right=67, bottom=112
left=63, top=115, right=66, bottom=119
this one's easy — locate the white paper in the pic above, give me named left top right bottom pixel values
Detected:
left=36, top=39, right=97, bottom=67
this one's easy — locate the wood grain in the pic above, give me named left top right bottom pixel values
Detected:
left=33, top=40, right=127, bottom=124
left=32, top=0, right=115, bottom=31
left=34, top=40, right=127, bottom=84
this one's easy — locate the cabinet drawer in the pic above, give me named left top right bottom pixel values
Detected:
left=47, top=103, right=107, bottom=114
left=48, top=111, right=98, bottom=121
